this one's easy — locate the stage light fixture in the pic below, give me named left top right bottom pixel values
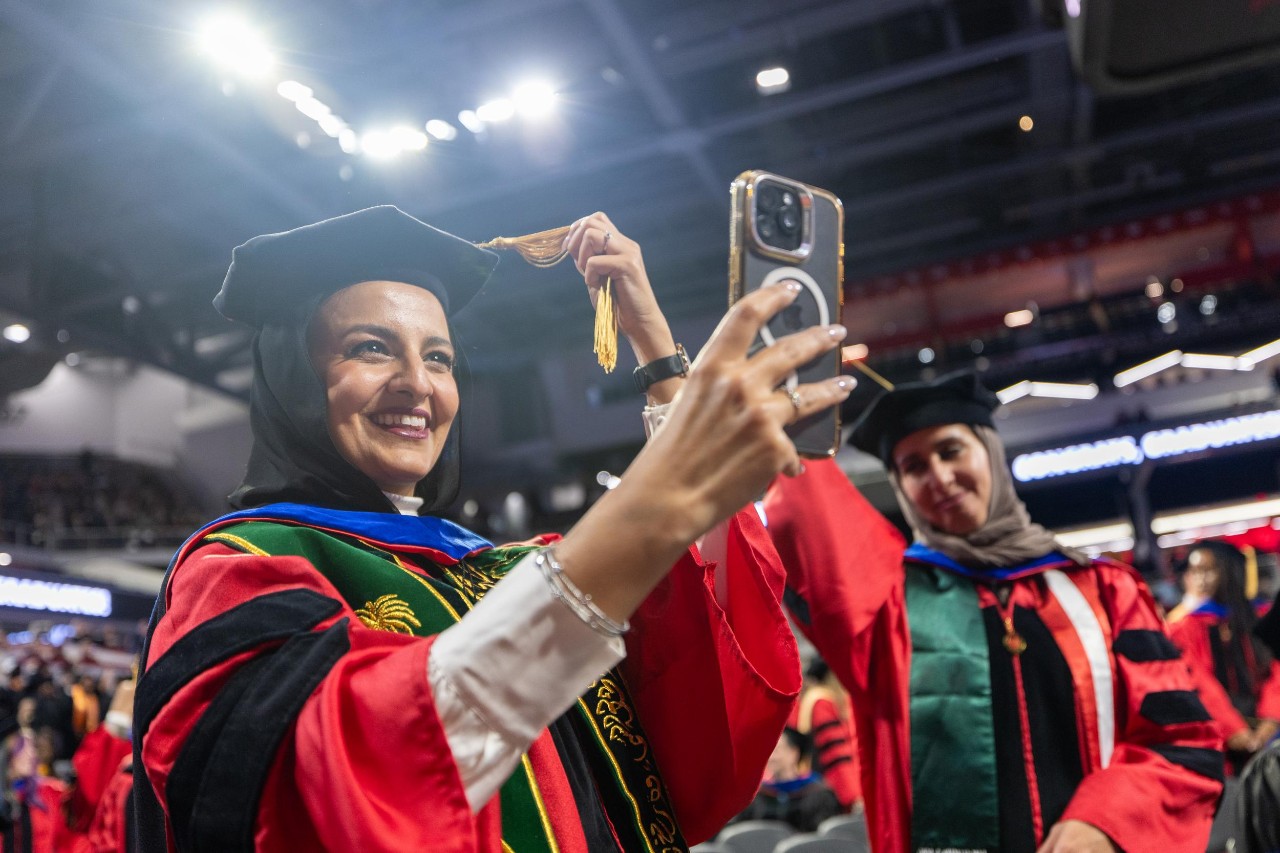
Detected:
left=196, top=15, right=276, bottom=77
left=918, top=347, right=935, bottom=364
left=276, top=81, right=312, bottom=102
left=1005, top=309, right=1034, bottom=328
left=425, top=119, right=458, bottom=141
left=1055, top=522, right=1135, bottom=550
left=1156, top=302, right=1176, bottom=324
left=1113, top=350, right=1182, bottom=387
left=755, top=66, right=791, bottom=95
left=513, top=81, right=557, bottom=118
left=1179, top=353, right=1243, bottom=371
left=2, top=324, right=30, bottom=343
left=317, top=114, right=346, bottom=138
left=295, top=96, right=331, bottom=121
left=998, top=381, right=1031, bottom=404
left=1018, top=115, right=1034, bottom=132
left=476, top=98, right=515, bottom=123
left=1239, top=339, right=1280, bottom=368
left=1152, top=498, right=1280, bottom=535
left=998, top=381, right=1098, bottom=404
left=1199, top=294, right=1217, bottom=315
left=458, top=110, right=485, bottom=134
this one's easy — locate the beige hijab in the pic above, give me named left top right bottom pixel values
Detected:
left=889, top=425, right=1088, bottom=569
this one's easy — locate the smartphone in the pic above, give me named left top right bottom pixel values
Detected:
left=729, top=170, right=844, bottom=458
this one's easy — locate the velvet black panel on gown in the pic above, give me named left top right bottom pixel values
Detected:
left=983, top=603, right=1086, bottom=852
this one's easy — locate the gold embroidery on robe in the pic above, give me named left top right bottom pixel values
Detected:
left=354, top=594, right=422, bottom=634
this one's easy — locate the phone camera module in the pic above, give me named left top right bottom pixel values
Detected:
left=755, top=180, right=804, bottom=252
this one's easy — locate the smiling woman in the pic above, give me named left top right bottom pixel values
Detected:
left=307, top=281, right=460, bottom=497
left=129, top=205, right=853, bottom=853
left=764, top=371, right=1226, bottom=853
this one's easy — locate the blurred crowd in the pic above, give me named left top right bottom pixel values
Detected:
left=0, top=452, right=205, bottom=549
left=0, top=620, right=142, bottom=853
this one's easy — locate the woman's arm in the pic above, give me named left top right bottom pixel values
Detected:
left=555, top=216, right=853, bottom=623
left=1057, top=564, right=1223, bottom=853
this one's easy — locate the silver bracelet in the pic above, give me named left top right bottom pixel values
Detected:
left=533, top=547, right=629, bottom=638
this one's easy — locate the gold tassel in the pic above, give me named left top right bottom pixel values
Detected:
left=1243, top=544, right=1259, bottom=601
left=594, top=277, right=619, bottom=372
left=845, top=354, right=895, bottom=391
left=477, top=225, right=620, bottom=372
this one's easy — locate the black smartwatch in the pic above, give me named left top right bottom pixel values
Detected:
left=633, top=344, right=690, bottom=394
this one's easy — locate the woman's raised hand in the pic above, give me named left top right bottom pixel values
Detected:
left=562, top=212, right=677, bottom=374
left=554, top=280, right=852, bottom=621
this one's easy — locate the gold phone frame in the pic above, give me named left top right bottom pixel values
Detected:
left=728, top=170, right=846, bottom=458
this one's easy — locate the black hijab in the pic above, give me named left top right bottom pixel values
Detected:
left=213, top=206, right=500, bottom=514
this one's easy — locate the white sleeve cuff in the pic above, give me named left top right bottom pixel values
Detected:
left=427, top=552, right=626, bottom=809
left=642, top=401, right=674, bottom=439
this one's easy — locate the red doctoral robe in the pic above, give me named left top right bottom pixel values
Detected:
left=1167, top=610, right=1280, bottom=743
left=764, top=459, right=1223, bottom=853
left=138, top=508, right=798, bottom=852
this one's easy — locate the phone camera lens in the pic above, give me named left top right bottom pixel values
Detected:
left=781, top=191, right=795, bottom=208
left=758, top=184, right=783, bottom=212
left=756, top=211, right=777, bottom=241
left=777, top=207, right=800, bottom=236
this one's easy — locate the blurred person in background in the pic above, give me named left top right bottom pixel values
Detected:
left=1167, top=541, right=1280, bottom=767
left=791, top=658, right=860, bottom=812
left=731, top=727, right=842, bottom=832
left=1235, top=588, right=1280, bottom=852
left=131, top=206, right=852, bottom=852
left=765, top=372, right=1223, bottom=853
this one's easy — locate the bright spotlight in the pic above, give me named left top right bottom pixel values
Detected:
left=295, top=96, right=331, bottom=121
left=458, top=110, right=485, bottom=134
left=389, top=126, right=428, bottom=151
left=513, top=81, right=557, bottom=118
left=1018, top=115, right=1034, bottom=132
left=755, top=66, right=791, bottom=95
left=276, top=80, right=312, bottom=102
left=2, top=324, right=31, bottom=344
left=476, top=98, right=515, bottom=123
left=359, top=130, right=399, bottom=160
left=918, top=347, right=935, bottom=365
left=196, top=16, right=276, bottom=77
left=317, top=114, right=346, bottom=138
left=338, top=128, right=359, bottom=154
left=425, top=119, right=458, bottom=141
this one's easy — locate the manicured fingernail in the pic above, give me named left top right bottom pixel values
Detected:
left=784, top=280, right=802, bottom=292
left=826, top=324, right=847, bottom=339
left=836, top=377, right=854, bottom=391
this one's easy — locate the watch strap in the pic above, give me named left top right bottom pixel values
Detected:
left=633, top=344, right=689, bottom=394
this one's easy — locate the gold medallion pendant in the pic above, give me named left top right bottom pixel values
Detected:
left=1001, top=615, right=1027, bottom=655
left=1002, top=630, right=1028, bottom=655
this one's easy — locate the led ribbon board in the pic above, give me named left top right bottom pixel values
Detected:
left=0, top=576, right=112, bottom=617
left=1012, top=409, right=1280, bottom=482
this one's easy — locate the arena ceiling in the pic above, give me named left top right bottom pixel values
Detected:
left=1, top=0, right=1279, bottom=441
